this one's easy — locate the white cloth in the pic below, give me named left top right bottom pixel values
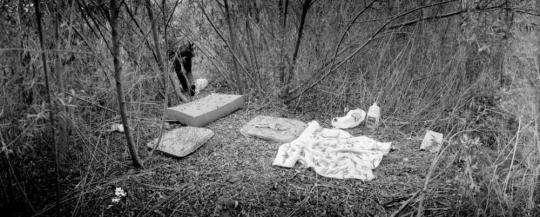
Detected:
left=331, top=109, right=366, bottom=129
left=273, top=121, right=391, bottom=181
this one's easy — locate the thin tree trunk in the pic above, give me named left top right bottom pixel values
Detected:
left=278, top=0, right=289, bottom=88
left=110, top=0, right=143, bottom=168
left=53, top=0, right=71, bottom=162
left=280, top=0, right=312, bottom=100
left=224, top=0, right=243, bottom=93
left=145, top=0, right=188, bottom=102
left=33, top=0, right=60, bottom=214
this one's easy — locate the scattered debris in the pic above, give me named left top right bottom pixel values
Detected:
left=240, top=115, right=307, bottom=143
left=273, top=121, right=392, bottom=181
left=165, top=93, right=244, bottom=127
left=147, top=127, right=214, bottom=157
left=331, top=108, right=366, bottom=129
left=420, top=130, right=444, bottom=153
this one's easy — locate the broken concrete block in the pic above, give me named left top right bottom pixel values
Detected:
left=420, top=130, right=444, bottom=153
left=240, top=115, right=307, bottom=143
left=147, top=127, right=214, bottom=157
left=165, top=94, right=244, bottom=127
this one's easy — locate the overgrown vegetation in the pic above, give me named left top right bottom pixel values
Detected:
left=1, top=0, right=538, bottom=216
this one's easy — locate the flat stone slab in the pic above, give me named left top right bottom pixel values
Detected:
left=240, top=115, right=307, bottom=143
left=147, top=127, right=214, bottom=157
left=165, top=94, right=244, bottom=127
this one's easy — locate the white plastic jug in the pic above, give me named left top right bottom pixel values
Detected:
left=366, top=102, right=380, bottom=129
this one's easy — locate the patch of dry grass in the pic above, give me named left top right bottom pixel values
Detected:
left=50, top=102, right=444, bottom=217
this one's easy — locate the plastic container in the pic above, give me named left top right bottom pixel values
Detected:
left=366, top=102, right=380, bottom=129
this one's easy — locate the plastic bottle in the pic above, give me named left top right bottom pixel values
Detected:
left=366, top=102, right=380, bottom=129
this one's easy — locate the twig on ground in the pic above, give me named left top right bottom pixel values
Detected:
left=390, top=189, right=421, bottom=217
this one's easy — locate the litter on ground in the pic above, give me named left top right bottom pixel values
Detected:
left=165, top=93, right=244, bottom=127
left=240, top=115, right=307, bottom=143
left=194, top=78, right=209, bottom=95
left=331, top=108, right=366, bottom=129
left=147, top=127, right=214, bottom=157
left=420, top=130, right=444, bottom=153
left=273, top=121, right=392, bottom=181
left=108, top=123, right=124, bottom=133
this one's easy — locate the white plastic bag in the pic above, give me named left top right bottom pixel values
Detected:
left=194, top=78, right=209, bottom=95
left=331, top=109, right=366, bottom=129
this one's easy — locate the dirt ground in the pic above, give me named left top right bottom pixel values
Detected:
left=62, top=104, right=450, bottom=217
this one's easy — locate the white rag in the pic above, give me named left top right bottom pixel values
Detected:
left=272, top=121, right=392, bottom=181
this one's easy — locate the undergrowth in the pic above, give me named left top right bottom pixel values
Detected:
left=1, top=0, right=538, bottom=216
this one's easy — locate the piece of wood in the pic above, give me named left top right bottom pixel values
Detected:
left=165, top=94, right=244, bottom=127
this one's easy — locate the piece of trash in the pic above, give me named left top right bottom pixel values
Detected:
left=108, top=123, right=124, bottom=133
left=240, top=116, right=307, bottom=143
left=194, top=78, right=209, bottom=95
left=146, top=127, right=214, bottom=157
left=273, top=121, right=392, bottom=181
left=331, top=108, right=366, bottom=129
left=420, top=130, right=444, bottom=152
left=366, top=102, right=380, bottom=129
left=165, top=94, right=244, bottom=127
left=111, top=187, right=127, bottom=203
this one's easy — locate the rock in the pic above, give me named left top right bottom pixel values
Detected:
left=147, top=127, right=214, bottom=157
left=420, top=130, right=444, bottom=153
left=240, top=116, right=307, bottom=143
left=165, top=94, right=244, bottom=127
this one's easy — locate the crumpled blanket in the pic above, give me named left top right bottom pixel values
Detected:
left=272, top=121, right=392, bottom=181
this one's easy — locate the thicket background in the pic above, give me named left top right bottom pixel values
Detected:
left=1, top=0, right=539, bottom=216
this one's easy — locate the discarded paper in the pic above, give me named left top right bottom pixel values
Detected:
left=420, top=130, right=443, bottom=152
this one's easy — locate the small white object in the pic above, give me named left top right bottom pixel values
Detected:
left=194, top=78, right=209, bottom=95
left=331, top=109, right=366, bottom=129
left=112, top=187, right=127, bottom=203
left=420, top=130, right=444, bottom=152
left=366, top=102, right=380, bottom=129
left=115, top=187, right=127, bottom=197
left=109, top=124, right=124, bottom=133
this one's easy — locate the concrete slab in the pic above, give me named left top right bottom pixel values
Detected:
left=147, top=127, right=214, bottom=157
left=165, top=94, right=244, bottom=127
left=240, top=115, right=307, bottom=143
